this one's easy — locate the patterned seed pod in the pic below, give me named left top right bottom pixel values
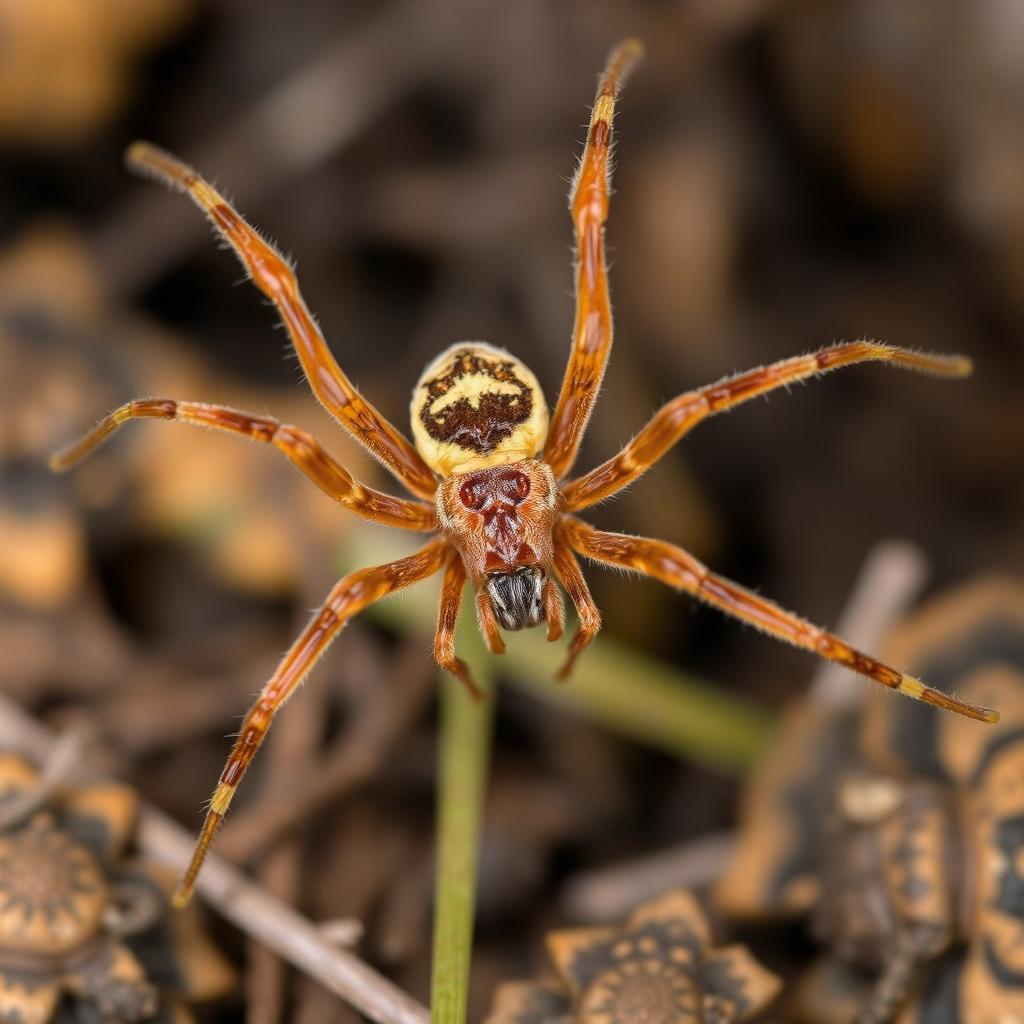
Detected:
left=718, top=574, right=1024, bottom=1024
left=410, top=342, right=549, bottom=477
left=855, top=576, right=1024, bottom=1019
left=486, top=890, right=781, bottom=1024
left=814, top=776, right=958, bottom=968
left=0, top=753, right=233, bottom=1024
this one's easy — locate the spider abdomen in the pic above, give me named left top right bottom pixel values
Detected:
left=410, top=342, right=548, bottom=477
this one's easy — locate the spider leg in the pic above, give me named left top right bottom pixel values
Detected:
left=561, top=516, right=998, bottom=724
left=552, top=534, right=601, bottom=680
left=561, top=340, right=973, bottom=511
left=51, top=398, right=437, bottom=530
left=173, top=538, right=449, bottom=906
left=544, top=39, right=643, bottom=480
left=543, top=576, right=565, bottom=642
left=434, top=552, right=482, bottom=698
left=474, top=590, right=507, bottom=655
left=125, top=142, right=438, bottom=501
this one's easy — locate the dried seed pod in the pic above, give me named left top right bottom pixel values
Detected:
left=717, top=574, right=1024, bottom=1023
left=0, top=753, right=233, bottom=1023
left=815, top=777, right=959, bottom=987
left=486, top=890, right=780, bottom=1023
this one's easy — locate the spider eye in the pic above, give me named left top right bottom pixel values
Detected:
left=497, top=469, right=530, bottom=502
left=459, top=480, right=486, bottom=510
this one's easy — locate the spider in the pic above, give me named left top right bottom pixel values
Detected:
left=52, top=39, right=997, bottom=906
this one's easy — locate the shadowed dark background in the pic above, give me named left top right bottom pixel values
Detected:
left=1, top=0, right=1022, bottom=1019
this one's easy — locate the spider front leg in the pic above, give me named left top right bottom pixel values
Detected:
left=561, top=517, right=998, bottom=724
left=173, top=539, right=448, bottom=906
left=51, top=399, right=437, bottom=530
left=126, top=142, right=438, bottom=500
left=542, top=577, right=565, bottom=642
left=434, top=552, right=482, bottom=698
left=562, top=341, right=972, bottom=510
left=474, top=591, right=507, bottom=655
left=544, top=39, right=643, bottom=479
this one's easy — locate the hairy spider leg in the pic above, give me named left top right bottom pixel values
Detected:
left=562, top=517, right=998, bottom=724
left=544, top=38, right=643, bottom=480
left=551, top=535, right=601, bottom=680
left=562, top=340, right=972, bottom=511
left=542, top=576, right=566, bottom=642
left=475, top=590, right=507, bottom=655
left=125, top=141, right=438, bottom=500
left=173, top=540, right=449, bottom=906
left=51, top=399, right=436, bottom=530
left=434, top=552, right=482, bottom=698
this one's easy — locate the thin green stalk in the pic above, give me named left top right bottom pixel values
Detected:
left=336, top=526, right=773, bottom=1019
left=430, top=609, right=495, bottom=1024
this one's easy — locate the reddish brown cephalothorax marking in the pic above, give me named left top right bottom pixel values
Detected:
left=440, top=462, right=557, bottom=574
left=51, top=39, right=995, bottom=906
left=458, top=467, right=535, bottom=571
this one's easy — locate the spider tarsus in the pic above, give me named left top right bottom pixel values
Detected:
left=173, top=809, right=223, bottom=908
left=49, top=418, right=116, bottom=471
left=444, top=659, right=484, bottom=701
left=601, top=38, right=645, bottom=96
left=921, top=686, right=999, bottom=724
left=876, top=345, right=974, bottom=379
left=172, top=870, right=199, bottom=910
left=125, top=140, right=191, bottom=187
left=555, top=654, right=578, bottom=683
left=917, top=351, right=973, bottom=378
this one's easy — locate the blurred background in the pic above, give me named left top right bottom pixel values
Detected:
left=1, top=0, right=1022, bottom=1020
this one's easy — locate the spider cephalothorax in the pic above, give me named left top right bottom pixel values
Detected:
left=438, top=457, right=560, bottom=631
left=52, top=39, right=997, bottom=906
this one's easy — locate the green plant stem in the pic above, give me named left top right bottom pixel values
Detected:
left=429, top=613, right=495, bottom=1024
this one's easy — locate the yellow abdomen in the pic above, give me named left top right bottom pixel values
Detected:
left=410, top=342, right=548, bottom=477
